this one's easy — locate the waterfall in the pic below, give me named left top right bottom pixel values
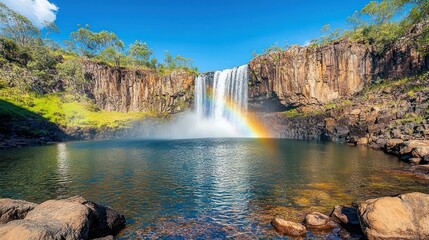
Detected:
left=135, top=65, right=250, bottom=139
left=195, top=65, right=248, bottom=127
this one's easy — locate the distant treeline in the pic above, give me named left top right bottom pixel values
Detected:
left=254, top=0, right=429, bottom=56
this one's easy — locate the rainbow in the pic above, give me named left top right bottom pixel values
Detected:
left=202, top=90, right=271, bottom=138
left=203, top=93, right=280, bottom=158
left=200, top=87, right=280, bottom=157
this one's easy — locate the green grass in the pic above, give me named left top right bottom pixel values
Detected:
left=283, top=108, right=306, bottom=118
left=0, top=88, right=151, bottom=129
left=405, top=85, right=429, bottom=96
left=395, top=113, right=426, bottom=124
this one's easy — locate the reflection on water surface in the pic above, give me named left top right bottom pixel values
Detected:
left=0, top=139, right=428, bottom=238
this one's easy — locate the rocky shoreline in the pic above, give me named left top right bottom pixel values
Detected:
left=2, top=193, right=428, bottom=239
left=0, top=196, right=126, bottom=240
left=255, top=72, right=429, bottom=178
left=272, top=192, right=429, bottom=239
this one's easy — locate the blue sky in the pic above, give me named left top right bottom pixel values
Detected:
left=3, top=0, right=370, bottom=72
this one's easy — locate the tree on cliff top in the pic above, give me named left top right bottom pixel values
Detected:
left=346, top=0, right=429, bottom=51
left=0, top=3, right=41, bottom=46
left=0, top=4, right=60, bottom=93
left=309, top=24, right=343, bottom=47
left=128, top=40, right=154, bottom=68
left=57, top=58, right=86, bottom=99
left=163, top=50, right=195, bottom=71
left=69, top=24, right=124, bottom=58
left=98, top=45, right=125, bottom=67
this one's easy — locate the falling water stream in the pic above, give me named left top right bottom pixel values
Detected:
left=195, top=65, right=248, bottom=124
left=139, top=65, right=251, bottom=139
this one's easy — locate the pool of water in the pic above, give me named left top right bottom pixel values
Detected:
left=0, top=138, right=428, bottom=238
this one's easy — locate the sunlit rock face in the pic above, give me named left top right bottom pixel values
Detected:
left=248, top=39, right=429, bottom=109
left=81, top=35, right=429, bottom=115
left=83, top=61, right=195, bottom=113
left=248, top=41, right=372, bottom=108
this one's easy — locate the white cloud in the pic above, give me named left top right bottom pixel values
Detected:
left=0, top=0, right=58, bottom=28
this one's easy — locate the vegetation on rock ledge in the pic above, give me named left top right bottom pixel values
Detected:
left=0, top=2, right=195, bottom=134
left=254, top=0, right=429, bottom=56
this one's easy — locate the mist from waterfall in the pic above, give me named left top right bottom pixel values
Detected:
left=136, top=65, right=250, bottom=139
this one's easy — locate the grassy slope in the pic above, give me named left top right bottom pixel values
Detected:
left=0, top=87, right=151, bottom=130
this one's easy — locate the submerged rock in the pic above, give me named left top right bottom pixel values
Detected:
left=304, top=212, right=338, bottom=230
left=408, top=158, right=422, bottom=165
left=0, top=199, right=37, bottom=224
left=92, top=236, right=114, bottom=240
left=271, top=218, right=306, bottom=236
left=358, top=192, right=429, bottom=240
left=356, top=137, right=368, bottom=146
left=0, top=196, right=125, bottom=240
left=409, top=165, right=429, bottom=176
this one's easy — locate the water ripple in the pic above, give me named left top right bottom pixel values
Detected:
left=0, top=139, right=428, bottom=238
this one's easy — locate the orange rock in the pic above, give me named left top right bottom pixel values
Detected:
left=271, top=218, right=306, bottom=236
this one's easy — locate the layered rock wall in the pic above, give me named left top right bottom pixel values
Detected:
left=372, top=23, right=429, bottom=80
left=249, top=42, right=372, bottom=108
left=82, top=38, right=428, bottom=115
left=249, top=40, right=429, bottom=109
left=83, top=62, right=195, bottom=113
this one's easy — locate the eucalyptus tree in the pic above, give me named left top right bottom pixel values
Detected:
left=98, top=41, right=125, bottom=67
left=57, top=59, right=86, bottom=98
left=162, top=50, right=195, bottom=71
left=69, top=24, right=123, bottom=59
left=128, top=40, right=153, bottom=67
left=344, top=0, right=426, bottom=51
left=43, top=21, right=59, bottom=39
left=0, top=3, right=40, bottom=46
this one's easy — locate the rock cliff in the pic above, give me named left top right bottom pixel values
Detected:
left=372, top=24, right=429, bottom=80
left=249, top=39, right=429, bottom=110
left=249, top=41, right=372, bottom=109
left=83, top=62, right=195, bottom=113
left=82, top=36, right=428, bottom=115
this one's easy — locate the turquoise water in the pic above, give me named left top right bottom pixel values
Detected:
left=0, top=138, right=428, bottom=238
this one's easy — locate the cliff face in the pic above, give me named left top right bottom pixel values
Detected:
left=81, top=37, right=428, bottom=116
left=249, top=41, right=372, bottom=109
left=372, top=40, right=429, bottom=80
left=83, top=62, right=195, bottom=113
left=249, top=40, right=429, bottom=110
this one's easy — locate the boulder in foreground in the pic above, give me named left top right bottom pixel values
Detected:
left=0, top=199, right=37, bottom=224
left=0, top=196, right=126, bottom=240
left=68, top=196, right=126, bottom=239
left=358, top=192, right=429, bottom=240
left=0, top=219, right=73, bottom=240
